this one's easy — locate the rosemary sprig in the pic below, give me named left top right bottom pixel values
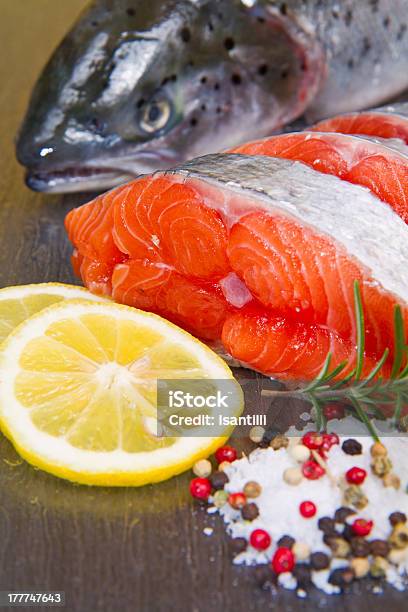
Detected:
left=262, top=281, right=408, bottom=439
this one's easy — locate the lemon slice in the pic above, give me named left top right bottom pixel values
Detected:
left=0, top=301, right=243, bottom=486
left=0, top=283, right=108, bottom=345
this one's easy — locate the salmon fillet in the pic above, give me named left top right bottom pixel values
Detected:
left=312, top=102, right=408, bottom=144
left=65, top=154, right=408, bottom=380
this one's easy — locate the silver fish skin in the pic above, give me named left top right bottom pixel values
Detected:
left=16, top=0, right=408, bottom=193
left=168, top=152, right=408, bottom=304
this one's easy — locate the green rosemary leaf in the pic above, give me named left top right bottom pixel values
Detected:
left=391, top=306, right=405, bottom=378
left=276, top=281, right=405, bottom=441
left=354, top=281, right=365, bottom=381
left=366, top=406, right=387, bottom=420
left=349, top=395, right=380, bottom=442
left=303, top=352, right=332, bottom=392
left=397, top=359, right=408, bottom=380
left=317, top=360, right=349, bottom=385
left=393, top=393, right=403, bottom=424
left=330, top=368, right=357, bottom=390
left=308, top=394, right=326, bottom=431
left=361, top=349, right=389, bottom=384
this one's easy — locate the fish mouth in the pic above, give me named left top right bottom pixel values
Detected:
left=25, top=165, right=136, bottom=193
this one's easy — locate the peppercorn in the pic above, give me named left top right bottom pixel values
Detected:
left=383, top=472, right=401, bottom=489
left=272, top=547, right=295, bottom=574
left=334, top=506, right=356, bottom=523
left=289, top=444, right=310, bottom=463
left=210, top=470, right=229, bottom=490
left=310, top=551, right=330, bottom=571
left=389, top=524, right=408, bottom=549
left=189, top=477, right=211, bottom=500
left=241, top=502, right=259, bottom=521
left=351, top=557, right=370, bottom=579
left=370, top=441, right=387, bottom=457
left=371, top=455, right=393, bottom=477
left=325, top=536, right=350, bottom=558
left=215, top=445, right=237, bottom=464
left=254, top=564, right=275, bottom=589
left=293, top=564, right=312, bottom=588
left=322, top=432, right=340, bottom=448
left=230, top=537, right=247, bottom=555
left=370, top=539, right=391, bottom=557
left=302, top=432, right=324, bottom=450
left=345, top=466, right=367, bottom=485
left=218, top=461, right=231, bottom=472
left=213, top=490, right=229, bottom=508
left=277, top=535, right=295, bottom=549
left=228, top=492, right=246, bottom=509
left=389, top=511, right=407, bottom=526
left=249, top=425, right=265, bottom=444
left=323, top=402, right=346, bottom=421
left=342, top=439, right=362, bottom=455
left=192, top=459, right=212, bottom=478
left=342, top=523, right=355, bottom=542
left=329, top=567, right=355, bottom=587
left=343, top=485, right=368, bottom=510
left=318, top=516, right=336, bottom=534
left=302, top=460, right=325, bottom=480
left=299, top=501, right=317, bottom=518
left=352, top=518, right=373, bottom=537
left=370, top=556, right=389, bottom=578
left=258, top=429, right=275, bottom=448
left=283, top=467, right=303, bottom=486
left=243, top=481, right=262, bottom=498
left=350, top=537, right=371, bottom=557
left=270, top=434, right=289, bottom=450
left=292, top=541, right=310, bottom=561
left=250, top=529, right=271, bottom=551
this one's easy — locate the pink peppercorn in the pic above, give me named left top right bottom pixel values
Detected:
left=272, top=547, right=295, bottom=574
left=346, top=466, right=367, bottom=485
left=299, top=500, right=317, bottom=518
left=250, top=529, right=271, bottom=551
left=189, top=477, right=211, bottom=500
left=352, top=518, right=373, bottom=537
left=215, top=445, right=237, bottom=464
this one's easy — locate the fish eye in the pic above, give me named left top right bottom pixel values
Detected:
left=139, top=99, right=172, bottom=134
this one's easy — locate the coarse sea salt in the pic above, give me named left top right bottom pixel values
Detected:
left=210, top=437, right=408, bottom=595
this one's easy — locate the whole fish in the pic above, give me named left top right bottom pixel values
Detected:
left=17, top=0, right=408, bottom=193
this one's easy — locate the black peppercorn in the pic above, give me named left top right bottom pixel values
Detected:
left=350, top=537, right=370, bottom=557
left=277, top=535, right=295, bottom=549
left=210, top=470, right=229, bottom=490
left=318, top=516, right=337, bottom=534
left=293, top=564, right=312, bottom=588
left=370, top=539, right=391, bottom=557
left=334, top=506, right=356, bottom=523
left=323, top=534, right=335, bottom=546
left=342, top=439, right=363, bottom=455
left=241, top=502, right=259, bottom=521
left=230, top=537, right=247, bottom=555
left=329, top=567, right=355, bottom=587
left=389, top=511, right=407, bottom=526
left=310, top=551, right=330, bottom=570
left=258, top=429, right=276, bottom=448
left=342, top=523, right=355, bottom=542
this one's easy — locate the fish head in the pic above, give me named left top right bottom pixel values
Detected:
left=16, top=0, right=323, bottom=193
